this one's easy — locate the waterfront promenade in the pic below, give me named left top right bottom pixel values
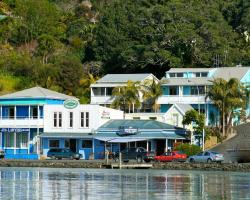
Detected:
left=1, top=159, right=250, bottom=172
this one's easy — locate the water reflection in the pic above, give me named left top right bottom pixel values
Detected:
left=0, top=168, right=250, bottom=200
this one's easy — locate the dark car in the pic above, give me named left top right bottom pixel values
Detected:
left=47, top=148, right=82, bottom=160
left=0, top=150, right=4, bottom=159
left=114, top=147, right=155, bottom=163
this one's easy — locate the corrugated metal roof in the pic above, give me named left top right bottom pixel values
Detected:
left=212, top=67, right=250, bottom=81
left=98, top=119, right=182, bottom=130
left=0, top=87, right=78, bottom=100
left=96, top=74, right=155, bottom=83
left=161, top=77, right=213, bottom=85
left=40, top=132, right=92, bottom=138
left=175, top=104, right=193, bottom=114
left=168, top=68, right=214, bottom=73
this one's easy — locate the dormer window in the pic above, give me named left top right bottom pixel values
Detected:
left=176, top=73, right=183, bottom=77
left=169, top=73, right=183, bottom=78
left=169, top=73, right=176, bottom=77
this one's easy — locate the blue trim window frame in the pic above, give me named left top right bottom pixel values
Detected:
left=3, top=132, right=28, bottom=149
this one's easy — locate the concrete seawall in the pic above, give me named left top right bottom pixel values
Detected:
left=1, top=160, right=250, bottom=172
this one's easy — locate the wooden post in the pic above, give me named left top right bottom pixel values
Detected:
left=119, top=152, right=122, bottom=169
left=105, top=150, right=109, bottom=165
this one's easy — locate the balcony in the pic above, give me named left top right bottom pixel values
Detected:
left=0, top=117, right=44, bottom=128
left=91, top=96, right=114, bottom=104
left=157, top=95, right=211, bottom=104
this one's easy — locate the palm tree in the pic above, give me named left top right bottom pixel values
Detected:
left=142, top=78, right=163, bottom=112
left=206, top=78, right=246, bottom=138
left=111, top=80, right=141, bottom=118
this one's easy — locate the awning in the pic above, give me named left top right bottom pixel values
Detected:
left=94, top=137, right=147, bottom=143
left=39, top=132, right=92, bottom=138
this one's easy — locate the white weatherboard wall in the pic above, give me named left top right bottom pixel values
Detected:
left=43, top=104, right=123, bottom=133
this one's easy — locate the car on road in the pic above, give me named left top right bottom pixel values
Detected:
left=0, top=150, right=4, bottom=159
left=189, top=151, right=224, bottom=163
left=113, top=147, right=155, bottom=163
left=47, top=148, right=82, bottom=160
left=154, top=151, right=187, bottom=162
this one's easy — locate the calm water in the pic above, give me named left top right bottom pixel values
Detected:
left=0, top=168, right=250, bottom=200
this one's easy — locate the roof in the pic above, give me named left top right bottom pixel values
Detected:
left=168, top=68, right=213, bottom=73
left=93, top=120, right=189, bottom=141
left=161, top=77, right=213, bottom=85
left=175, top=104, right=193, bottom=115
left=212, top=67, right=250, bottom=81
left=96, top=74, right=157, bottom=83
left=0, top=87, right=77, bottom=100
left=98, top=119, right=182, bottom=130
left=40, top=132, right=92, bottom=138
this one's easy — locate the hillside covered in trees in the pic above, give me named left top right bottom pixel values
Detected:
left=0, top=0, right=249, bottom=102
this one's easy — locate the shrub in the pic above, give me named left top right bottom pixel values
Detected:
left=174, top=143, right=202, bottom=156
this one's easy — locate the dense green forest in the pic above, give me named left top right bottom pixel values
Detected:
left=0, top=0, right=249, bottom=102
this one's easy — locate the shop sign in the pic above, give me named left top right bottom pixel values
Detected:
left=0, top=128, right=29, bottom=132
left=117, top=126, right=138, bottom=136
left=101, top=110, right=110, bottom=119
left=64, top=99, right=79, bottom=109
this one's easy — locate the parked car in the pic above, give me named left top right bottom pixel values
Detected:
left=47, top=148, right=82, bottom=160
left=189, top=151, right=224, bottom=163
left=113, top=147, right=155, bottom=163
left=154, top=151, right=187, bottom=162
left=0, top=150, right=4, bottom=159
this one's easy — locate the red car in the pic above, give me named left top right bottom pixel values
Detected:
left=154, top=151, right=187, bottom=162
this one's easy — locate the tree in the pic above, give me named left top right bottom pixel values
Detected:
left=141, top=78, right=163, bottom=112
left=206, top=78, right=247, bottom=138
left=182, top=109, right=205, bottom=137
left=111, top=80, right=141, bottom=116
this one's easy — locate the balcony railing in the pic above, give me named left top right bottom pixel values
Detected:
left=157, top=95, right=211, bottom=104
left=0, top=116, right=44, bottom=127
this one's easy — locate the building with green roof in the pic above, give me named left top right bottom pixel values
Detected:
left=95, top=119, right=189, bottom=155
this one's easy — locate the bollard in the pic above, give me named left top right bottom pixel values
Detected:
left=105, top=151, right=109, bottom=165
left=119, top=152, right=122, bottom=169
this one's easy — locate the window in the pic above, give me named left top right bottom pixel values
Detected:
left=53, top=112, right=62, bottom=127
left=176, top=73, right=183, bottom=77
left=86, top=112, right=89, bottom=127
left=64, top=139, right=70, bottom=148
left=8, top=107, right=15, bottom=119
left=133, top=117, right=140, bottom=119
left=4, top=132, right=15, bottom=148
left=149, top=117, right=157, bottom=120
left=53, top=112, right=57, bottom=127
left=100, top=88, right=105, bottom=96
left=201, top=72, right=208, bottom=77
left=172, top=114, right=179, bottom=126
left=80, top=112, right=89, bottom=128
left=195, top=72, right=201, bottom=77
left=69, top=112, right=73, bottom=128
left=16, top=133, right=28, bottom=148
left=106, top=87, right=113, bottom=96
left=169, top=86, right=178, bottom=95
left=191, top=86, right=205, bottom=95
left=59, top=112, right=62, bottom=127
left=82, top=140, right=93, bottom=148
left=169, top=73, right=176, bottom=77
left=49, top=140, right=60, bottom=148
left=31, top=107, right=38, bottom=119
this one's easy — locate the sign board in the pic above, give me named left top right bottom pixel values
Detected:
left=101, top=110, right=110, bottom=119
left=64, top=99, right=79, bottom=109
left=117, top=126, right=138, bottom=136
left=0, top=128, right=29, bottom=133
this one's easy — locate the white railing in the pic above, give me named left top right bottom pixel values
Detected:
left=0, top=118, right=44, bottom=127
left=157, top=95, right=211, bottom=104
left=90, top=96, right=114, bottom=104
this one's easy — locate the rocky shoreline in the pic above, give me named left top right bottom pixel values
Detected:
left=0, top=160, right=250, bottom=172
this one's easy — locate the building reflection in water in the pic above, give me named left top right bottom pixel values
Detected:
left=0, top=168, right=250, bottom=199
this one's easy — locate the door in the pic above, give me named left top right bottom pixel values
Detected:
left=156, top=140, right=165, bottom=156
left=70, top=139, right=77, bottom=153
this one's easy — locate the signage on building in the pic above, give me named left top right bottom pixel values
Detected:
left=101, top=110, right=110, bottom=119
left=64, top=99, right=79, bottom=109
left=0, top=128, right=29, bottom=132
left=117, top=126, right=138, bottom=136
